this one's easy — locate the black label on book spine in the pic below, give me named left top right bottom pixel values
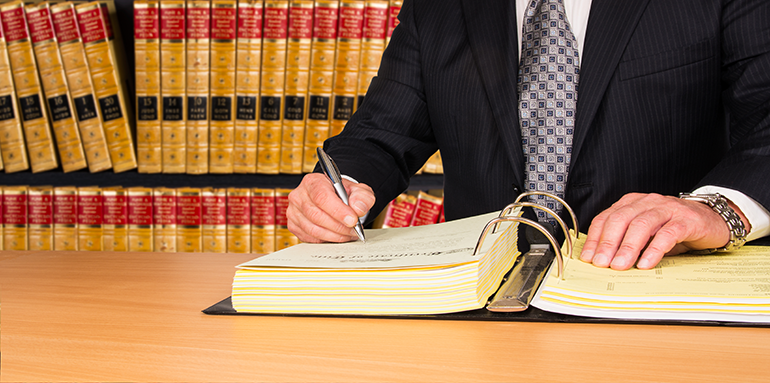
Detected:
left=162, top=96, right=184, bottom=121
left=187, top=96, right=208, bottom=121
left=19, top=94, right=44, bottom=121
left=137, top=96, right=158, bottom=121
left=211, top=96, right=232, bottom=121
left=235, top=96, right=257, bottom=121
left=74, top=94, right=98, bottom=121
left=284, top=96, right=305, bottom=121
left=308, top=95, right=329, bottom=120
left=333, top=96, right=354, bottom=121
left=48, top=95, right=73, bottom=122
left=259, top=96, right=281, bottom=121
left=99, top=94, right=124, bottom=122
left=0, top=95, right=15, bottom=121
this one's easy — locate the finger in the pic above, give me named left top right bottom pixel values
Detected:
left=287, top=202, right=357, bottom=243
left=606, top=209, right=671, bottom=270
left=580, top=193, right=646, bottom=263
left=345, top=181, right=375, bottom=218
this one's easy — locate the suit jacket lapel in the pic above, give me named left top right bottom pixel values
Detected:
left=571, top=0, right=652, bottom=166
left=460, top=0, right=525, bottom=186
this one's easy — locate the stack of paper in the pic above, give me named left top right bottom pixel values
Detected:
left=232, top=212, right=520, bottom=315
left=532, top=236, right=770, bottom=323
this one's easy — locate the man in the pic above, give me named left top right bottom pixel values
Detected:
left=287, top=0, right=770, bottom=270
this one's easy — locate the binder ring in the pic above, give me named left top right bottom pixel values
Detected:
left=497, top=202, right=573, bottom=260
left=473, top=216, right=564, bottom=278
left=514, top=191, right=580, bottom=238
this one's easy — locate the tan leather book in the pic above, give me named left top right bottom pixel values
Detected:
left=385, top=0, right=400, bottom=46
left=28, top=185, right=54, bottom=251
left=50, top=1, right=112, bottom=173
left=328, top=0, right=363, bottom=138
left=2, top=185, right=28, bottom=250
left=423, top=150, right=443, bottom=174
left=255, top=0, right=288, bottom=174
left=134, top=0, right=162, bottom=173
left=201, top=187, right=227, bottom=252
left=75, top=1, right=137, bottom=172
left=153, top=186, right=177, bottom=252
left=185, top=0, right=211, bottom=174
left=381, top=192, right=416, bottom=228
left=250, top=187, right=275, bottom=253
left=279, top=0, right=312, bottom=174
left=409, top=190, right=443, bottom=226
left=77, top=186, right=103, bottom=251
left=301, top=0, right=338, bottom=172
left=209, top=0, right=237, bottom=173
left=0, top=19, right=29, bottom=174
left=232, top=0, right=263, bottom=173
left=226, top=187, right=251, bottom=252
left=176, top=186, right=202, bottom=252
left=355, top=0, right=387, bottom=111
left=98, top=1, right=135, bottom=132
left=26, top=2, right=88, bottom=173
left=1, top=1, right=59, bottom=173
left=102, top=185, right=128, bottom=251
left=159, top=0, right=186, bottom=173
left=53, top=185, right=78, bottom=250
left=0, top=186, right=2, bottom=250
left=127, top=186, right=154, bottom=251
left=274, top=187, right=298, bottom=250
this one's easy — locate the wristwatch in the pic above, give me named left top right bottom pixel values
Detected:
left=679, top=193, right=748, bottom=252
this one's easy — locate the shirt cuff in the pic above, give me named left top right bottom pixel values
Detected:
left=692, top=185, right=770, bottom=242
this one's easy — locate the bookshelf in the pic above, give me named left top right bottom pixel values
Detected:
left=0, top=0, right=442, bottom=192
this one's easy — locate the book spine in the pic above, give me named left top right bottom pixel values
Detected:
left=53, top=185, right=78, bottom=250
left=28, top=185, right=54, bottom=251
left=209, top=0, right=237, bottom=173
left=153, top=186, right=177, bottom=252
left=185, top=0, right=211, bottom=174
left=0, top=186, right=2, bottom=250
left=232, top=0, right=263, bottom=173
left=77, top=186, right=103, bottom=251
left=127, top=186, right=154, bottom=251
left=250, top=187, right=275, bottom=253
left=2, top=185, right=27, bottom=250
left=0, top=19, right=29, bottom=173
left=201, top=186, right=227, bottom=252
left=226, top=187, right=251, bottom=252
left=102, top=186, right=128, bottom=251
left=255, top=0, right=287, bottom=174
left=159, top=0, right=186, bottom=173
left=176, top=186, right=202, bottom=252
left=381, top=192, right=415, bottom=228
left=274, top=187, right=298, bottom=250
left=355, top=0, right=386, bottom=110
left=98, top=1, right=135, bottom=135
left=50, top=1, right=112, bottom=173
left=301, top=0, right=338, bottom=172
left=26, top=2, right=88, bottom=173
left=75, top=1, right=137, bottom=173
left=328, top=0, right=363, bottom=138
left=1, top=1, right=59, bottom=173
left=385, top=0, right=400, bottom=46
left=279, top=0, right=312, bottom=174
left=134, top=0, right=162, bottom=173
left=409, top=190, right=443, bottom=226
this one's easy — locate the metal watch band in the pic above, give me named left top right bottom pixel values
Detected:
left=679, top=192, right=748, bottom=252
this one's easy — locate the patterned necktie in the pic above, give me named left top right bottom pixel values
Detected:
left=517, top=0, right=579, bottom=224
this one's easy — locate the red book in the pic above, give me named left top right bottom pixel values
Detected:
left=381, top=193, right=416, bottom=228
left=409, top=191, right=443, bottom=226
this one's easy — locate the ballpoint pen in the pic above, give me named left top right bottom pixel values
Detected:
left=316, top=147, right=366, bottom=243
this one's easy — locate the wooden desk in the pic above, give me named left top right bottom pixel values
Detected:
left=2, top=250, right=770, bottom=382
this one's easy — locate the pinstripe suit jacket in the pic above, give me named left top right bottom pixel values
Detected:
left=324, top=0, right=770, bottom=227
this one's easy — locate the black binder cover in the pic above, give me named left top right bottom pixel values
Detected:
left=202, top=296, right=769, bottom=327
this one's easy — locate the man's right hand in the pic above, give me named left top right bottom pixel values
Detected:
left=287, top=173, right=376, bottom=243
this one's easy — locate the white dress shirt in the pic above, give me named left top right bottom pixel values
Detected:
left=514, top=0, right=770, bottom=241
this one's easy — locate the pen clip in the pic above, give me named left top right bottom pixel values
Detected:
left=317, top=147, right=342, bottom=184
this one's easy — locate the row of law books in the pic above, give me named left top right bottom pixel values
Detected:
left=372, top=189, right=446, bottom=229
left=0, top=184, right=299, bottom=253
left=134, top=0, right=410, bottom=175
left=0, top=0, right=137, bottom=174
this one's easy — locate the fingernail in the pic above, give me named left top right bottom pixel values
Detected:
left=354, top=201, right=368, bottom=215
left=579, top=249, right=594, bottom=262
left=343, top=215, right=357, bottom=227
left=636, top=258, right=651, bottom=269
left=593, top=253, right=609, bottom=267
